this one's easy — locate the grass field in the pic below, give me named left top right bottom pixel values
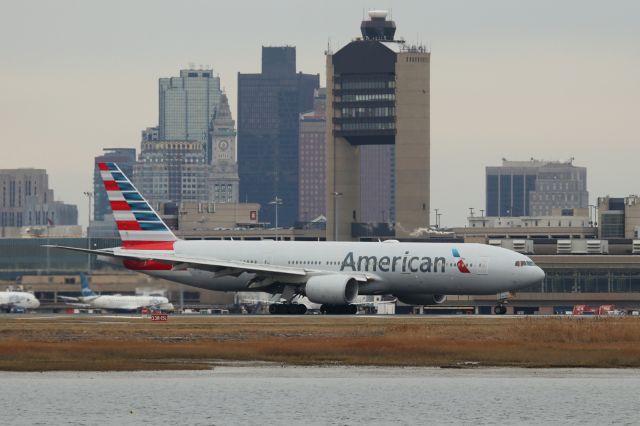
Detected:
left=1, top=315, right=639, bottom=371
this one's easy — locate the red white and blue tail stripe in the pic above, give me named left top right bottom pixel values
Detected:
left=98, top=162, right=177, bottom=250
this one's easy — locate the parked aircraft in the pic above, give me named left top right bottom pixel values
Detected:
left=0, top=289, right=40, bottom=312
left=49, top=163, right=545, bottom=315
left=59, top=273, right=174, bottom=312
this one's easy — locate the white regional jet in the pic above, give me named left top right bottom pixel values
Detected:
left=59, top=273, right=174, bottom=312
left=48, top=162, right=545, bottom=315
left=0, top=290, right=40, bottom=312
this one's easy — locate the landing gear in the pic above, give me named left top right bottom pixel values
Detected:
left=268, top=303, right=307, bottom=315
left=494, top=291, right=511, bottom=315
left=320, top=304, right=358, bottom=315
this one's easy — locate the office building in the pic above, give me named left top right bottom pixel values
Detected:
left=158, top=68, right=222, bottom=160
left=326, top=10, right=430, bottom=240
left=298, top=88, right=326, bottom=223
left=134, top=68, right=239, bottom=206
left=238, top=46, right=319, bottom=227
left=0, top=169, right=77, bottom=228
left=134, top=140, right=210, bottom=205
left=598, top=195, right=640, bottom=240
left=486, top=159, right=588, bottom=217
left=93, top=148, right=136, bottom=221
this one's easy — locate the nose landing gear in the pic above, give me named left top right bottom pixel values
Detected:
left=494, top=291, right=511, bottom=315
left=493, top=304, right=507, bottom=315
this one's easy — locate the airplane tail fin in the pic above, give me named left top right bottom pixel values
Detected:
left=97, top=162, right=177, bottom=250
left=79, top=273, right=97, bottom=298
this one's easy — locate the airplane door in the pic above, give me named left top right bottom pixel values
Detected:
left=474, top=257, right=489, bottom=275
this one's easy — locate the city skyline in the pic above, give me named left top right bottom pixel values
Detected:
left=1, top=0, right=638, bottom=227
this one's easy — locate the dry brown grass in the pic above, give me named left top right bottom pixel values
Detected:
left=1, top=316, right=639, bottom=371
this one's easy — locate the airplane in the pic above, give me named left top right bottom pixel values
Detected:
left=0, top=289, right=40, bottom=312
left=48, top=162, right=545, bottom=315
left=58, top=273, right=174, bottom=313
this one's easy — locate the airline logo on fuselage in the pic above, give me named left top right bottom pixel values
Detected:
left=340, top=251, right=446, bottom=273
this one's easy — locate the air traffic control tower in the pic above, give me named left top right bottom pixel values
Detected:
left=326, top=10, right=430, bottom=240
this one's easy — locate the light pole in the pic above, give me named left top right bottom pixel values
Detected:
left=332, top=192, right=343, bottom=241
left=434, top=208, right=439, bottom=229
left=83, top=191, right=93, bottom=273
left=269, top=196, right=282, bottom=240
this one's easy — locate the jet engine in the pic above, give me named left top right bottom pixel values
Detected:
left=395, top=294, right=447, bottom=305
left=305, top=275, right=358, bottom=305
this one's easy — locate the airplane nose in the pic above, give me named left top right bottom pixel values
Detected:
left=534, top=266, right=545, bottom=283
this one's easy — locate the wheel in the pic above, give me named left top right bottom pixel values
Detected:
left=348, top=305, right=357, bottom=315
left=269, top=304, right=278, bottom=314
left=287, top=304, right=306, bottom=315
left=320, top=304, right=328, bottom=315
left=494, top=305, right=507, bottom=315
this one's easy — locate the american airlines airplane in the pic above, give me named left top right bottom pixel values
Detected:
left=59, top=273, right=174, bottom=312
left=49, top=163, right=545, bottom=315
left=0, top=290, right=40, bottom=312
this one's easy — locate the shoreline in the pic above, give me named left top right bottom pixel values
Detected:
left=2, top=315, right=640, bottom=371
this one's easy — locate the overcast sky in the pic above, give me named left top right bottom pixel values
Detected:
left=1, top=0, right=638, bottom=227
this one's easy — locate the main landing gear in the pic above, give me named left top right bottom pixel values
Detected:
left=320, top=304, right=358, bottom=315
left=268, top=303, right=307, bottom=315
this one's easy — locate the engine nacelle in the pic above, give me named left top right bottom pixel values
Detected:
left=395, top=294, right=447, bottom=305
left=305, top=275, right=359, bottom=305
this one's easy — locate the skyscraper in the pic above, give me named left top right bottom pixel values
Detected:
left=159, top=68, right=222, bottom=160
left=238, top=46, right=320, bottom=228
left=326, top=11, right=430, bottom=240
left=298, top=88, right=327, bottom=223
left=134, top=68, right=239, bottom=206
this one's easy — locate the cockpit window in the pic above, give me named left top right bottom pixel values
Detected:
left=515, top=260, right=536, bottom=267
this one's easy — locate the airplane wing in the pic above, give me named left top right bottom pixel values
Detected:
left=62, top=302, right=92, bottom=308
left=44, top=245, right=377, bottom=284
left=58, top=295, right=80, bottom=302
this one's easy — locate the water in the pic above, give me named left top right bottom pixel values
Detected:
left=2, top=367, right=639, bottom=425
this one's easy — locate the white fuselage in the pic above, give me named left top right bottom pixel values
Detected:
left=80, top=295, right=173, bottom=311
left=128, top=241, right=544, bottom=296
left=0, top=291, right=40, bottom=310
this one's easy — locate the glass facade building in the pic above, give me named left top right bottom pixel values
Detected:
left=486, top=166, right=537, bottom=217
left=486, top=159, right=587, bottom=217
left=159, top=69, right=222, bottom=147
left=238, top=47, right=319, bottom=228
